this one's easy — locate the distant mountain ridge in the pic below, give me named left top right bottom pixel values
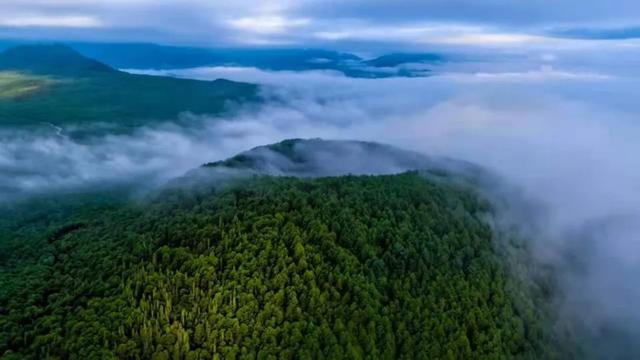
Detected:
left=365, top=53, right=444, bottom=67
left=0, top=40, right=446, bottom=78
left=71, top=43, right=362, bottom=71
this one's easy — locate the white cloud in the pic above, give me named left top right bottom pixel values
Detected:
left=448, top=66, right=612, bottom=81
left=0, top=14, right=102, bottom=28
left=439, top=32, right=546, bottom=45
left=313, top=22, right=575, bottom=49
left=228, top=16, right=310, bottom=34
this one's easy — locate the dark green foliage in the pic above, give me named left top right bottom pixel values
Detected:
left=1, top=173, right=569, bottom=359
left=0, top=45, right=257, bottom=128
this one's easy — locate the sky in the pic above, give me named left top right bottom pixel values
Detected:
left=1, top=0, right=640, bottom=52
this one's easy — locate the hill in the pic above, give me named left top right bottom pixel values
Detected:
left=0, top=139, right=573, bottom=359
left=0, top=45, right=257, bottom=128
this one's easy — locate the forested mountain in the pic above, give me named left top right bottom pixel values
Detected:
left=0, top=45, right=257, bottom=128
left=0, top=139, right=575, bottom=359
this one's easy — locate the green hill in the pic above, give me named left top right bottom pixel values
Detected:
left=0, top=45, right=257, bottom=129
left=0, top=140, right=573, bottom=359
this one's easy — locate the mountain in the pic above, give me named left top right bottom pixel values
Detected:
left=0, top=139, right=574, bottom=358
left=0, top=45, right=257, bottom=128
left=78, top=43, right=452, bottom=78
left=70, top=43, right=428, bottom=79
left=365, top=53, right=445, bottom=68
left=68, top=42, right=396, bottom=78
left=71, top=42, right=362, bottom=72
left=0, top=41, right=447, bottom=78
left=202, top=138, right=479, bottom=178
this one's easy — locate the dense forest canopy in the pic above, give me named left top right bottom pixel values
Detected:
left=0, top=139, right=578, bottom=359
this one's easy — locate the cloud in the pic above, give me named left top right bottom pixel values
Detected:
left=0, top=15, right=102, bottom=28
left=299, top=0, right=640, bottom=27
left=1, top=1, right=640, bottom=50
left=452, top=66, right=612, bottom=81
left=228, top=16, right=310, bottom=35
left=312, top=22, right=552, bottom=47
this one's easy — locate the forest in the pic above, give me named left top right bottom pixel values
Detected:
left=0, top=171, right=576, bottom=359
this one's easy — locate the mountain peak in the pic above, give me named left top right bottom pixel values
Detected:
left=202, top=138, right=474, bottom=178
left=0, top=44, right=115, bottom=75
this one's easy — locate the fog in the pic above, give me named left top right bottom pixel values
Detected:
left=2, top=59, right=640, bottom=355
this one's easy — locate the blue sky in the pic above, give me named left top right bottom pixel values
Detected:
left=1, top=0, right=640, bottom=51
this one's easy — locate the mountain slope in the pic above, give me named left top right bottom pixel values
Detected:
left=0, top=45, right=257, bottom=128
left=0, top=140, right=573, bottom=359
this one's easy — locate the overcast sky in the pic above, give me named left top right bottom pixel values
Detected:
left=1, top=0, right=640, bottom=51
